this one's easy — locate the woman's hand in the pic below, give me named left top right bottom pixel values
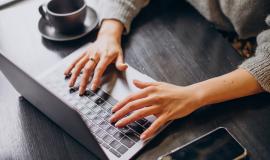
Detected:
left=110, top=69, right=264, bottom=141
left=64, top=20, right=127, bottom=95
left=110, top=80, right=204, bottom=140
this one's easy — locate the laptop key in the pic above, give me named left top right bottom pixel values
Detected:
left=102, top=143, right=110, bottom=149
left=109, top=139, right=121, bottom=149
left=84, top=90, right=95, bottom=97
left=89, top=124, right=99, bottom=133
left=128, top=122, right=145, bottom=134
left=97, top=90, right=118, bottom=106
left=106, top=126, right=118, bottom=135
left=109, top=148, right=121, bottom=158
left=108, top=97, right=118, bottom=106
left=120, top=136, right=135, bottom=148
left=119, top=126, right=131, bottom=134
left=92, top=116, right=103, bottom=125
left=65, top=73, right=72, bottom=80
left=104, top=114, right=111, bottom=122
left=100, top=121, right=110, bottom=130
left=76, top=104, right=85, bottom=110
left=96, top=89, right=110, bottom=100
left=95, top=98, right=105, bottom=105
left=103, top=134, right=113, bottom=144
left=80, top=97, right=91, bottom=105
left=117, top=145, right=128, bottom=154
left=86, top=112, right=96, bottom=120
left=98, top=110, right=109, bottom=118
left=100, top=102, right=112, bottom=112
left=127, top=132, right=140, bottom=142
left=96, top=138, right=103, bottom=144
left=92, top=105, right=102, bottom=113
left=69, top=86, right=79, bottom=93
left=136, top=118, right=148, bottom=126
left=144, top=122, right=152, bottom=128
left=113, top=131, right=125, bottom=140
left=96, top=129, right=106, bottom=138
left=80, top=107, right=91, bottom=114
left=88, top=94, right=99, bottom=102
left=86, top=100, right=96, bottom=108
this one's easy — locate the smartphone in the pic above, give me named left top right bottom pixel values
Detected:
left=158, top=127, right=247, bottom=160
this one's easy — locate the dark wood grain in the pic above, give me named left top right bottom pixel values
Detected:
left=0, top=0, right=270, bottom=160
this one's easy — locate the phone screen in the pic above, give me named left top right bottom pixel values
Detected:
left=159, top=128, right=246, bottom=160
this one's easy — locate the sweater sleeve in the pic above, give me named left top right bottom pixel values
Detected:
left=239, top=15, right=270, bottom=92
left=96, top=0, right=150, bottom=34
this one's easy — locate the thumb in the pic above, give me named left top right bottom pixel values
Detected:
left=115, top=52, right=128, bottom=71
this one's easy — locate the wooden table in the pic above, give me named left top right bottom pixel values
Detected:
left=1, top=0, right=270, bottom=159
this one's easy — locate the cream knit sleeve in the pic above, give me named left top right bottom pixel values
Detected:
left=239, top=16, right=270, bottom=92
left=94, top=0, right=150, bottom=34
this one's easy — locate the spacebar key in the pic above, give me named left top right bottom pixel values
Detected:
left=120, top=136, right=135, bottom=148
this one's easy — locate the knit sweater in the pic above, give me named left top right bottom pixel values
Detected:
left=89, top=0, right=270, bottom=92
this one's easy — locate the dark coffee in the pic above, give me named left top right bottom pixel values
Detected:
left=48, top=0, right=84, bottom=14
left=39, top=0, right=87, bottom=34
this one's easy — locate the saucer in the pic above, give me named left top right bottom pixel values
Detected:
left=38, top=6, right=98, bottom=41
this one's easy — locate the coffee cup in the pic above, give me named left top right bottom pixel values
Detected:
left=39, top=0, right=87, bottom=34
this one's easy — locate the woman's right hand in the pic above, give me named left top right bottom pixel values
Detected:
left=64, top=20, right=127, bottom=95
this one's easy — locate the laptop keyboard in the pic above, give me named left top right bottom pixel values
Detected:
left=42, top=71, right=152, bottom=158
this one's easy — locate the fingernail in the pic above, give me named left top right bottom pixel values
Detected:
left=140, top=134, right=146, bottom=140
left=79, top=90, right=84, bottom=96
left=109, top=116, right=115, bottom=123
left=115, top=121, right=122, bottom=127
left=91, top=85, right=96, bottom=91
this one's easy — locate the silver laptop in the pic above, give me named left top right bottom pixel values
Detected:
left=0, top=44, right=170, bottom=160
left=0, top=0, right=20, bottom=7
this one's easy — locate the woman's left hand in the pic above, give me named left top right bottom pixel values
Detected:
left=110, top=80, right=204, bottom=140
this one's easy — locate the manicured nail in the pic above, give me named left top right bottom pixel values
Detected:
left=79, top=90, right=84, bottom=96
left=140, top=134, right=146, bottom=140
left=115, top=121, right=123, bottom=127
left=69, top=81, right=74, bottom=87
left=109, top=116, right=115, bottom=122
left=91, top=84, right=96, bottom=91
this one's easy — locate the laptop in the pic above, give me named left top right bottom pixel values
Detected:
left=0, top=44, right=170, bottom=160
left=0, top=0, right=21, bottom=8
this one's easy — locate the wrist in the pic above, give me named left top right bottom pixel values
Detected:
left=98, top=20, right=124, bottom=42
left=187, top=83, right=208, bottom=109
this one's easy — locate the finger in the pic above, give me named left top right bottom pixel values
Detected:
left=69, top=55, right=89, bottom=87
left=110, top=97, right=154, bottom=123
left=79, top=60, right=97, bottom=95
left=91, top=55, right=114, bottom=91
left=64, top=52, right=86, bottom=75
left=115, top=52, right=128, bottom=71
left=133, top=80, right=160, bottom=89
left=115, top=106, right=158, bottom=127
left=140, top=115, right=168, bottom=140
left=111, top=88, right=151, bottom=113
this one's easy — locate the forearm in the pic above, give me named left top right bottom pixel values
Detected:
left=191, top=68, right=264, bottom=108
